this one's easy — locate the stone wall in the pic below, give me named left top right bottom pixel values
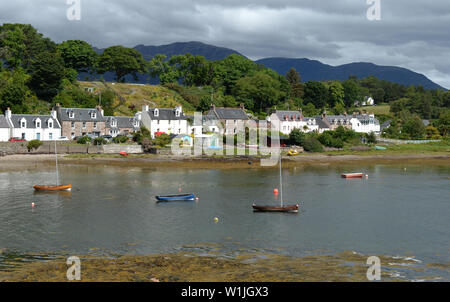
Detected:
left=0, top=142, right=143, bottom=155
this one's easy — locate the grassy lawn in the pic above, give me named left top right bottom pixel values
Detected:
left=358, top=105, right=391, bottom=115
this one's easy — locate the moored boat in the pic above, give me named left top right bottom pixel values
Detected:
left=252, top=204, right=299, bottom=213
left=33, top=184, right=72, bottom=191
left=341, top=173, right=364, bottom=178
left=156, top=193, right=196, bottom=202
left=120, top=152, right=129, bottom=157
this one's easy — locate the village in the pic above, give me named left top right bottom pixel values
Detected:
left=0, top=102, right=381, bottom=150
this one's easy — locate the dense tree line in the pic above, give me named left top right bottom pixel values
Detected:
left=0, top=24, right=449, bottom=137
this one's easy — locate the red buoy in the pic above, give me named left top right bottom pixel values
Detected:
left=273, top=188, right=279, bottom=194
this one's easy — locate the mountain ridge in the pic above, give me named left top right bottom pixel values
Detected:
left=92, top=42, right=445, bottom=90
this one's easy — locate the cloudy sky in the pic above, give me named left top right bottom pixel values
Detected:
left=1, top=0, right=449, bottom=88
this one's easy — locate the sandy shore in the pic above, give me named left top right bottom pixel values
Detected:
left=0, top=153, right=449, bottom=170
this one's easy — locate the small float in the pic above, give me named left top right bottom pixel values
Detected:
left=341, top=173, right=364, bottom=178
left=287, top=149, right=300, bottom=156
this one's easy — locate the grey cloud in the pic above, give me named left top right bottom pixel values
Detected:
left=0, top=0, right=449, bottom=88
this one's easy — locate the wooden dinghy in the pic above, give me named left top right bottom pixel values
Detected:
left=252, top=204, right=299, bottom=213
left=156, top=193, right=196, bottom=202
left=341, top=173, right=364, bottom=178
left=33, top=184, right=72, bottom=191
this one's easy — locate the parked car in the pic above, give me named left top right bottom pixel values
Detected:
left=101, top=135, right=113, bottom=141
left=9, top=137, right=26, bottom=142
left=56, top=136, right=69, bottom=141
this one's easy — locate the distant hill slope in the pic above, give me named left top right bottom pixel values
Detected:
left=94, top=41, right=244, bottom=61
left=256, top=58, right=446, bottom=90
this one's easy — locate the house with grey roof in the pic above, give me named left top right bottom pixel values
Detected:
left=316, top=113, right=353, bottom=131
left=4, top=108, right=62, bottom=141
left=53, top=104, right=106, bottom=139
left=350, top=113, right=381, bottom=134
left=206, top=104, right=249, bottom=135
left=105, top=116, right=140, bottom=137
left=139, top=105, right=189, bottom=138
left=267, top=109, right=319, bottom=134
left=0, top=114, right=12, bottom=141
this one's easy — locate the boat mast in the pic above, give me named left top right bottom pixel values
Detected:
left=280, top=151, right=283, bottom=207
left=55, top=140, right=59, bottom=186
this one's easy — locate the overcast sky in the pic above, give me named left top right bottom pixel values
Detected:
left=1, top=0, right=449, bottom=88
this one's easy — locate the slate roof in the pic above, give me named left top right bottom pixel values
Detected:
left=10, top=114, right=60, bottom=129
left=381, top=120, right=391, bottom=130
left=352, top=114, right=380, bottom=125
left=57, top=107, right=105, bottom=122
left=144, top=108, right=187, bottom=120
left=0, top=116, right=11, bottom=128
left=313, top=116, right=331, bottom=129
left=105, top=116, right=140, bottom=129
left=207, top=107, right=248, bottom=120
left=273, top=110, right=304, bottom=121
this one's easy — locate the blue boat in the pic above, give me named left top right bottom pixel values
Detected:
left=375, top=146, right=387, bottom=150
left=155, top=193, right=196, bottom=202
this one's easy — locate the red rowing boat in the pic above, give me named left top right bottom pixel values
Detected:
left=33, top=184, right=72, bottom=191
left=341, top=173, right=364, bottom=178
left=120, top=152, right=129, bottom=157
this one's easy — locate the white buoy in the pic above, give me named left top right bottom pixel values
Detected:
left=366, top=174, right=369, bottom=179
left=31, top=202, right=35, bottom=207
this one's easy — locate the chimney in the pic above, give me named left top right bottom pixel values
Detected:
left=240, top=103, right=245, bottom=110
left=51, top=109, right=57, bottom=119
left=5, top=107, right=11, bottom=119
left=321, top=110, right=327, bottom=119
left=210, top=104, right=216, bottom=110
left=142, top=105, right=149, bottom=112
left=96, top=105, right=104, bottom=117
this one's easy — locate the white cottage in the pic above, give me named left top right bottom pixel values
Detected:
left=350, top=113, right=380, bottom=134
left=139, top=105, right=188, bottom=138
left=267, top=110, right=318, bottom=134
left=6, top=108, right=62, bottom=141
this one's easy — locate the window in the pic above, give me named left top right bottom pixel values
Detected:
left=178, top=128, right=181, bottom=134
left=154, top=109, right=159, bottom=117
left=168, top=120, right=171, bottom=125
left=71, top=133, right=75, bottom=138
left=36, top=122, right=41, bottom=128
left=48, top=121, right=53, bottom=128
left=91, top=112, right=97, bottom=119
left=82, top=122, right=86, bottom=129
left=21, top=133, right=25, bottom=139
left=94, top=122, right=97, bottom=129
left=21, top=120, right=26, bottom=128
left=71, top=122, right=75, bottom=129
left=69, top=111, right=74, bottom=118
left=49, top=133, right=53, bottom=140
left=157, top=120, right=160, bottom=125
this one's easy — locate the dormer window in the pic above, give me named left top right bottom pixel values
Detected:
left=111, top=119, right=117, bottom=127
left=133, top=119, right=139, bottom=127
left=69, top=111, right=74, bottom=118
left=48, top=119, right=53, bottom=128
left=20, top=119, right=26, bottom=128
left=175, top=109, right=180, bottom=117
left=91, top=112, right=97, bottom=119
left=36, top=121, right=41, bottom=128
left=154, top=109, right=159, bottom=117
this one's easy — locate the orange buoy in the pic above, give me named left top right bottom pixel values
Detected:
left=273, top=188, right=279, bottom=194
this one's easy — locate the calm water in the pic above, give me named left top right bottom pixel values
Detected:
left=0, top=162, right=449, bottom=278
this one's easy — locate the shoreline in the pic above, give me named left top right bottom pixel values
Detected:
left=1, top=250, right=446, bottom=282
left=0, top=153, right=449, bottom=170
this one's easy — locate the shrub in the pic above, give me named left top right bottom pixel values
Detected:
left=93, top=137, right=108, bottom=145
left=141, top=137, right=153, bottom=152
left=318, top=132, right=344, bottom=148
left=303, top=137, right=324, bottom=152
left=77, top=136, right=92, bottom=144
left=27, top=140, right=43, bottom=151
left=366, top=132, right=377, bottom=144
left=289, top=129, right=305, bottom=146
left=153, top=133, right=172, bottom=147
left=113, top=135, right=129, bottom=144
left=133, top=126, right=151, bottom=144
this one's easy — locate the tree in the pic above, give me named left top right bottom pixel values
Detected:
left=97, top=46, right=147, bottom=82
left=211, top=54, right=257, bottom=93
left=402, top=116, right=426, bottom=139
left=327, top=81, right=345, bottom=107
left=304, top=81, right=329, bottom=109
left=286, top=68, right=304, bottom=99
left=342, top=80, right=359, bottom=107
left=27, top=51, right=65, bottom=100
left=0, top=68, right=31, bottom=113
left=148, top=54, right=179, bottom=85
left=425, top=126, right=441, bottom=139
left=57, top=40, right=98, bottom=72
left=234, top=70, right=286, bottom=112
